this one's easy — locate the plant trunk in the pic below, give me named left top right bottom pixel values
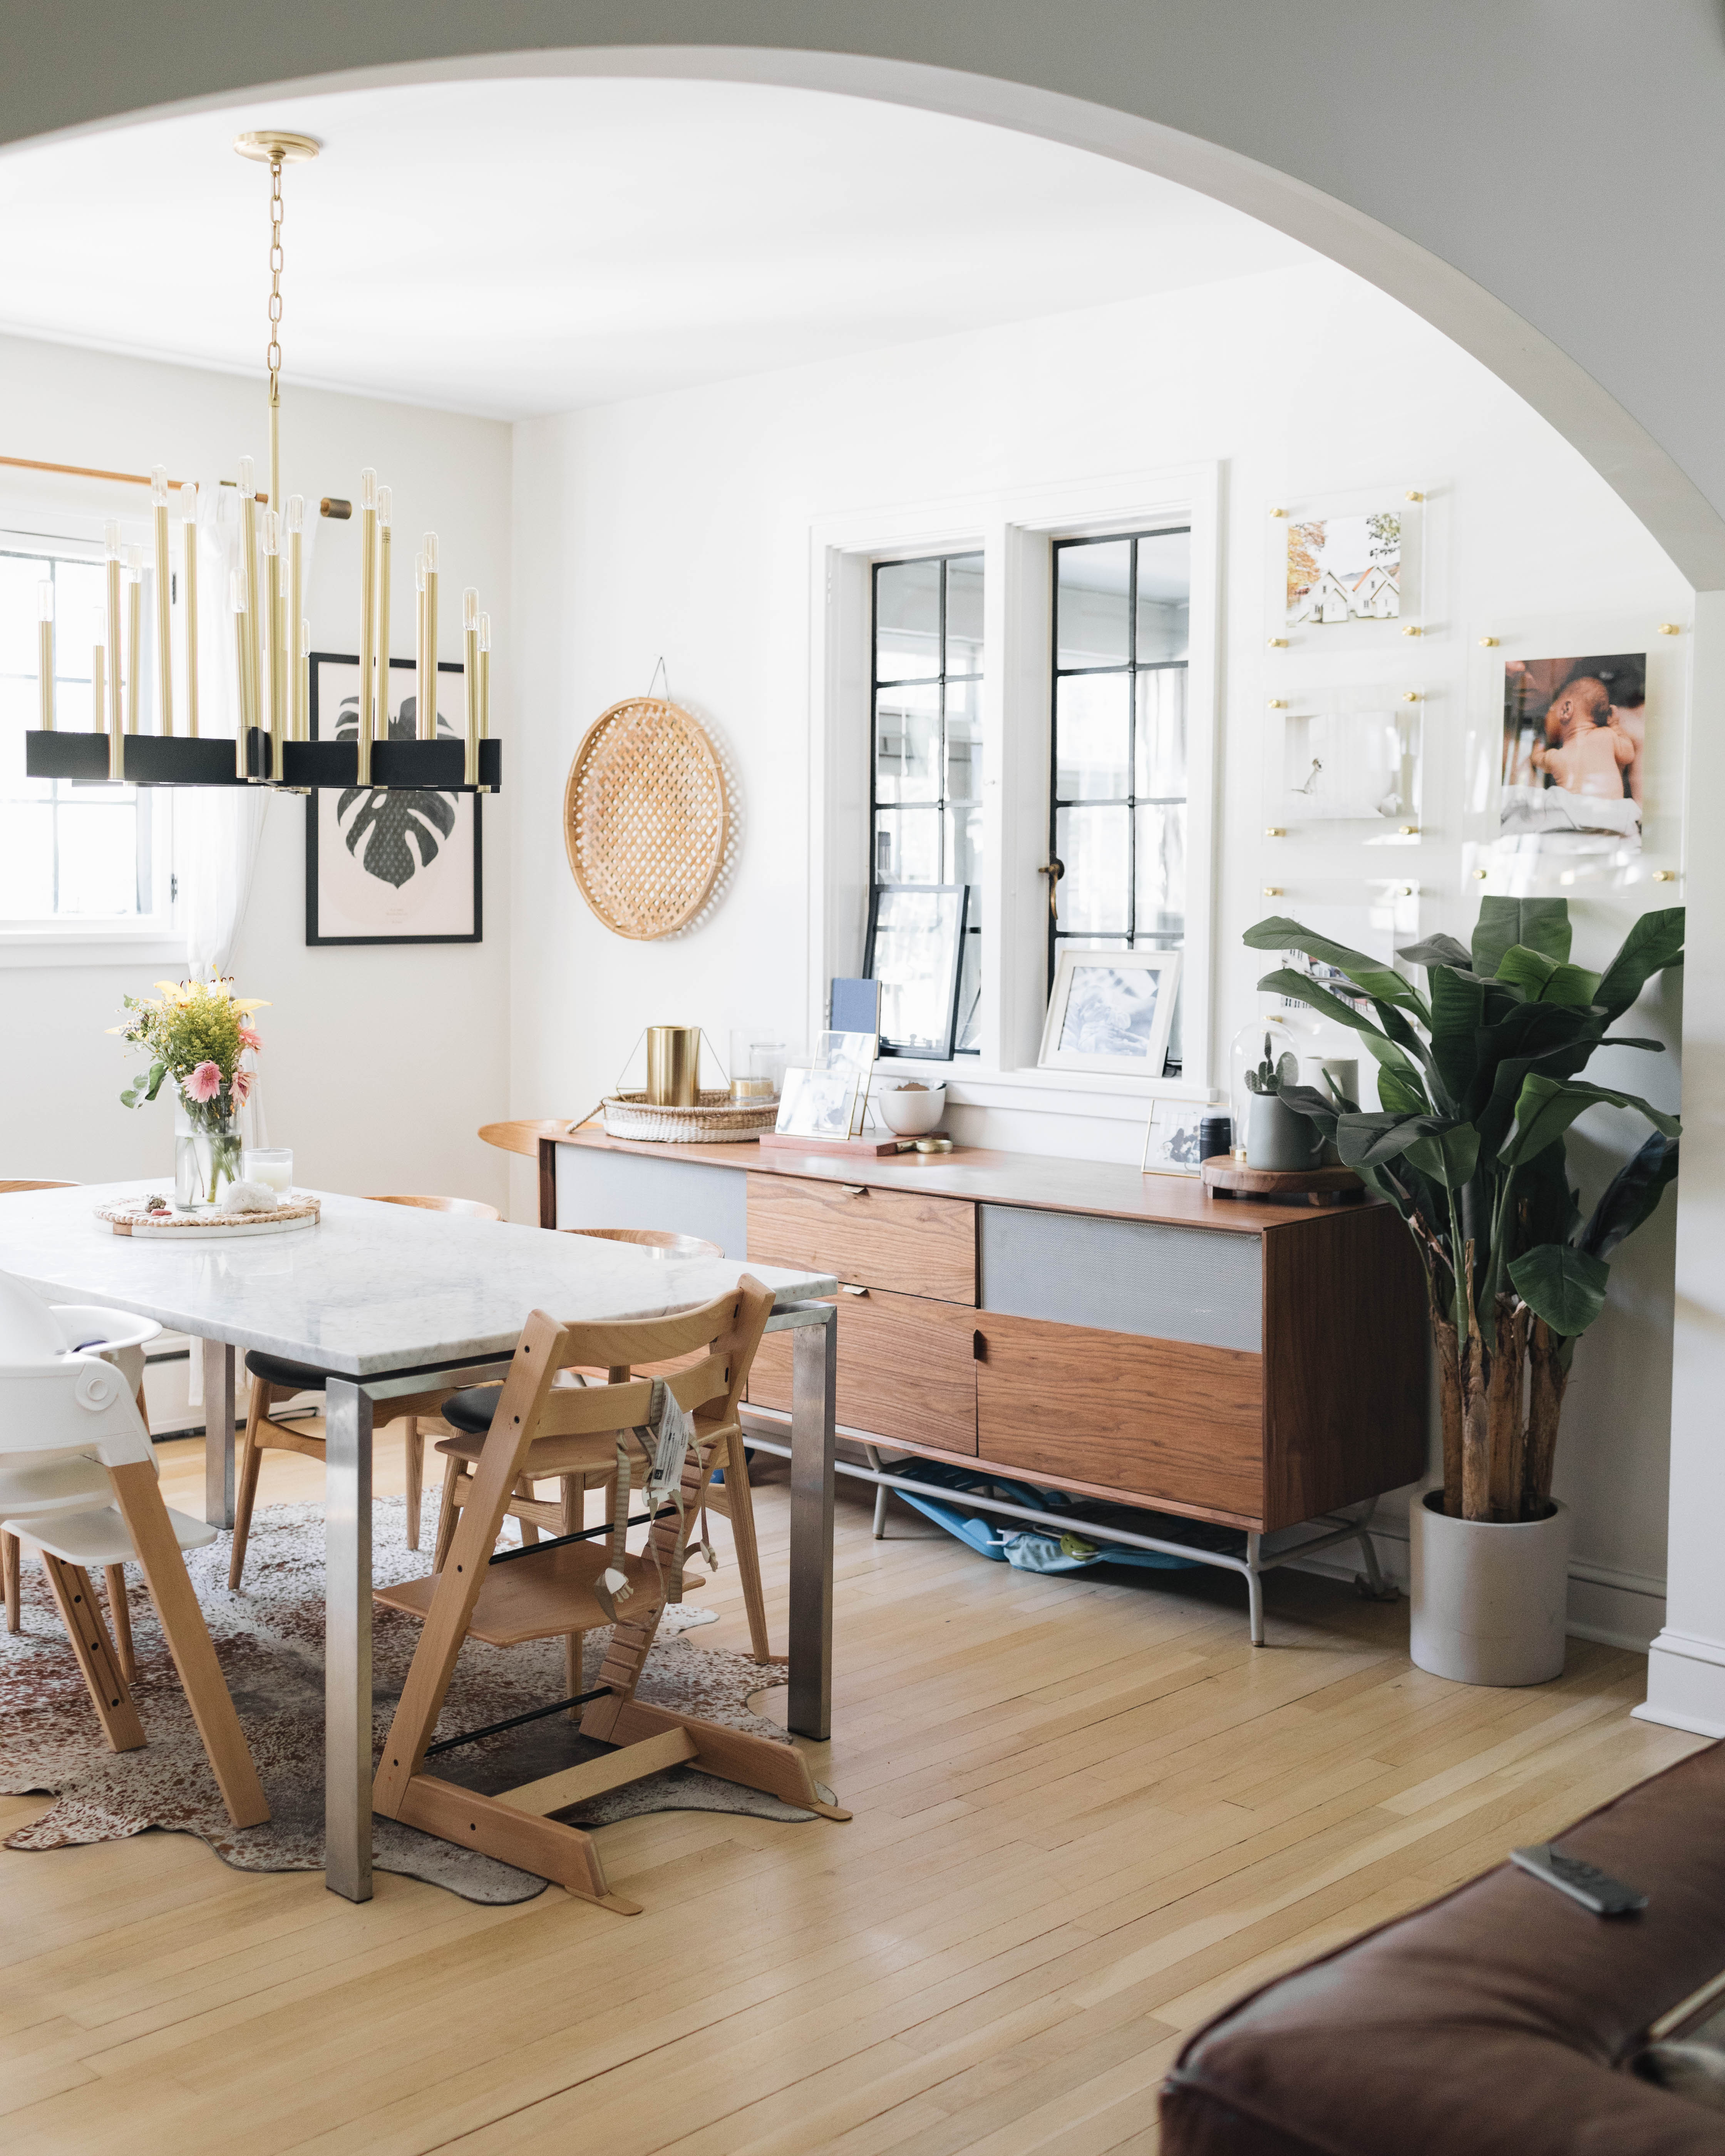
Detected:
left=1430, top=1295, right=1464, bottom=1518
left=1459, top=1240, right=1492, bottom=1522
left=1486, top=1299, right=1531, bottom=1522
left=1522, top=1320, right=1569, bottom=1516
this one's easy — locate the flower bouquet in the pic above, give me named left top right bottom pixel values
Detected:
left=113, top=977, right=268, bottom=1208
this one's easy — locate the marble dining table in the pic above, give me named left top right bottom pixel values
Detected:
left=0, top=1182, right=840, bottom=1901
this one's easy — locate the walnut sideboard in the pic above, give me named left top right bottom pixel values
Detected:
left=539, top=1129, right=1427, bottom=1547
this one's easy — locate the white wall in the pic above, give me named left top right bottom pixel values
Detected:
left=511, top=256, right=1690, bottom=1645
left=0, top=332, right=513, bottom=1209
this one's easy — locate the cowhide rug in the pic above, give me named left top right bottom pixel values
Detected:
left=0, top=1495, right=824, bottom=1903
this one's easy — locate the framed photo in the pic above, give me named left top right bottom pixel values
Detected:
left=1498, top=651, right=1645, bottom=865
left=775, top=1064, right=861, bottom=1142
left=306, top=653, right=481, bottom=946
left=1286, top=509, right=1402, bottom=629
left=1038, top=947, right=1182, bottom=1076
left=1274, top=694, right=1421, bottom=831
left=864, top=884, right=969, bottom=1060
left=1141, top=1098, right=1206, bottom=1177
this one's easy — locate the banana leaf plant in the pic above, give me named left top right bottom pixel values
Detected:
left=1244, top=898, right=1683, bottom=1523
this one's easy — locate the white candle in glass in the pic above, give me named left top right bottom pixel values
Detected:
left=241, top=1147, right=293, bottom=1193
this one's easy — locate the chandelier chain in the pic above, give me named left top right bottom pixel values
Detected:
left=266, top=155, right=285, bottom=406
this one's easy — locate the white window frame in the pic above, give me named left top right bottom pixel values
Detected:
left=0, top=509, right=181, bottom=968
left=810, top=461, right=1221, bottom=1121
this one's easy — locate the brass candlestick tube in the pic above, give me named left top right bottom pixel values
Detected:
left=181, top=485, right=199, bottom=737
left=263, top=507, right=284, bottom=776
left=124, top=547, right=142, bottom=735
left=103, top=521, right=123, bottom=762
left=36, top=583, right=54, bottom=731
left=286, top=495, right=304, bottom=739
left=357, top=468, right=377, bottom=785
left=462, top=586, right=480, bottom=787
left=150, top=467, right=173, bottom=733
left=238, top=460, right=263, bottom=770
left=478, top=611, right=492, bottom=793
left=420, top=532, right=439, bottom=740
left=375, top=485, right=393, bottom=748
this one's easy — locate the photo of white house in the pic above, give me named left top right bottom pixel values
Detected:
left=1286, top=510, right=1401, bottom=624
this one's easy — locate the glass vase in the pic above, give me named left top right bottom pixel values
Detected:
left=174, top=1094, right=243, bottom=1210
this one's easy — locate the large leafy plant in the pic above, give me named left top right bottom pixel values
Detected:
left=1244, top=899, right=1682, bottom=1523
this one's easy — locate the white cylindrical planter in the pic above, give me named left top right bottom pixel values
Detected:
left=1409, top=1490, right=1571, bottom=1686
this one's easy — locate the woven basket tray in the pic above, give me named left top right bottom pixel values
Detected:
left=600, top=1090, right=777, bottom=1145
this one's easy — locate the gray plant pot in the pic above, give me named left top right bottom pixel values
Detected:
left=1409, top=1490, right=1570, bottom=1686
left=1245, top=1091, right=1320, bottom=1171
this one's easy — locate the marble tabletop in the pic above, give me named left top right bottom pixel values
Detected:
left=0, top=1182, right=837, bottom=1378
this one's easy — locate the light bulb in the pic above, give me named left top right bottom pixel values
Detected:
left=124, top=545, right=143, bottom=581
left=181, top=480, right=199, bottom=523
left=376, top=484, right=392, bottom=529
left=261, top=508, right=279, bottom=556
left=37, top=580, right=54, bottom=623
left=360, top=468, right=377, bottom=513
left=285, top=494, right=304, bottom=535
left=479, top=611, right=491, bottom=652
left=149, top=464, right=169, bottom=508
left=300, top=615, right=311, bottom=659
left=231, top=561, right=248, bottom=613
left=462, top=586, right=479, bottom=631
left=104, top=519, right=122, bottom=562
left=238, top=455, right=255, bottom=497
left=415, top=553, right=427, bottom=593
left=423, top=532, right=438, bottom=573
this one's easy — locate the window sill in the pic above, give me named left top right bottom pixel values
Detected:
left=0, top=927, right=184, bottom=971
left=869, top=1058, right=1220, bottom=1125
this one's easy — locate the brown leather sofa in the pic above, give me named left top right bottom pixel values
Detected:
left=1161, top=1742, right=1725, bottom=2154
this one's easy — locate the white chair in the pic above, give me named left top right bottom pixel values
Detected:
left=0, top=1273, right=268, bottom=1828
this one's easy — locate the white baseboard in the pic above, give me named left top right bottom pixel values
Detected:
left=1285, top=1523, right=1667, bottom=1654
left=1635, top=1629, right=1725, bottom=1738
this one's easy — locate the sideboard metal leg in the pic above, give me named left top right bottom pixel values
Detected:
left=1246, top=1531, right=1265, bottom=1646
left=864, top=1446, right=888, bottom=1539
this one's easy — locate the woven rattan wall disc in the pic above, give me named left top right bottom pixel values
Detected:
left=563, top=697, right=730, bottom=940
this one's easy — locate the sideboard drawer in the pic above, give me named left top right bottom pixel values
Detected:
left=747, top=1174, right=976, bottom=1304
left=974, top=1312, right=1264, bottom=1523
left=750, top=1287, right=978, bottom=1455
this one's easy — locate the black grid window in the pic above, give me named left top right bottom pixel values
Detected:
left=870, top=552, right=983, bottom=1053
left=1049, top=529, right=1190, bottom=1074
left=0, top=545, right=154, bottom=920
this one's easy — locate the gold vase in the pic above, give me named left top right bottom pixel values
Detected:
left=645, top=1025, right=701, bottom=1106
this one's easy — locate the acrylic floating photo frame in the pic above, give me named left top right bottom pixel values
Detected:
left=1037, top=946, right=1182, bottom=1078
left=1269, top=688, right=1423, bottom=840
left=1141, top=1097, right=1207, bottom=1177
left=775, top=1064, right=863, bottom=1143
left=864, top=884, right=969, bottom=1060
left=1268, top=487, right=1427, bottom=655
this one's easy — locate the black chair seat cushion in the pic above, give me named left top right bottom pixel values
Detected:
left=441, top=1384, right=502, bottom=1436
left=245, top=1348, right=339, bottom=1392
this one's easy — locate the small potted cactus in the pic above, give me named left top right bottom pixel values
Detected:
left=1241, top=1034, right=1320, bottom=1170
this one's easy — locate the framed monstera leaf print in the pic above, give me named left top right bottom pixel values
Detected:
left=306, top=654, right=482, bottom=945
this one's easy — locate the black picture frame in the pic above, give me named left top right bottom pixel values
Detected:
left=863, top=882, right=970, bottom=1060
left=305, top=651, right=482, bottom=947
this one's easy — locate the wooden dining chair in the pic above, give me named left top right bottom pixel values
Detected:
left=372, top=1281, right=846, bottom=1912
left=226, top=1192, right=501, bottom=1586
left=431, top=1224, right=778, bottom=1663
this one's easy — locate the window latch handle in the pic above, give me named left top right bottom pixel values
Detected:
left=1038, top=858, right=1064, bottom=923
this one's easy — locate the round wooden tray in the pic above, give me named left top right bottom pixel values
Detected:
left=564, top=697, right=729, bottom=941
left=1201, top=1155, right=1364, bottom=1206
left=96, top=1195, right=322, bottom=1238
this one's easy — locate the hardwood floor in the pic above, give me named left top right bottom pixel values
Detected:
left=0, top=1431, right=1701, bottom=2154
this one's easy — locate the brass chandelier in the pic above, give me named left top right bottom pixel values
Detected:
left=24, top=130, right=500, bottom=794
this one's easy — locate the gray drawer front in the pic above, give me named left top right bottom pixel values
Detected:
left=554, top=1147, right=748, bottom=1258
left=978, top=1204, right=1261, bottom=1351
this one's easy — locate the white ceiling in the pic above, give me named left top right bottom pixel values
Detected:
left=0, top=79, right=1310, bottom=420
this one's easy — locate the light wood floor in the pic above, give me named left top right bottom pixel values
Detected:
left=0, top=1430, right=1701, bottom=2154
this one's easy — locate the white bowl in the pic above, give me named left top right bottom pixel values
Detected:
left=876, top=1084, right=946, bottom=1135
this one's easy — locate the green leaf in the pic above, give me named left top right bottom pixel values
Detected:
left=1375, top=1066, right=1429, bottom=1116
left=1594, top=907, right=1685, bottom=1019
left=1578, top=1133, right=1679, bottom=1259
left=1244, top=918, right=1421, bottom=1010
left=119, top=1090, right=138, bottom=1109
left=1427, top=965, right=1484, bottom=1105
left=1495, top=945, right=1601, bottom=1007
left=1500, top=1073, right=1681, bottom=1167
left=1254, top=968, right=1393, bottom=1041
left=1509, top=1243, right=1610, bottom=1337
left=1472, top=897, right=1571, bottom=977
left=1398, top=932, right=1473, bottom=971
left=1404, top=1122, right=1481, bottom=1190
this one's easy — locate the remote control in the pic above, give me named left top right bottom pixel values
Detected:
left=1510, top=1843, right=1647, bottom=1916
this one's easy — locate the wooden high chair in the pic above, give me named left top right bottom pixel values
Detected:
left=430, top=1224, right=779, bottom=1663
left=372, top=1280, right=847, bottom=1913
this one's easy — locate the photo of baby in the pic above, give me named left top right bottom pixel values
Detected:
left=1499, top=652, right=1645, bottom=859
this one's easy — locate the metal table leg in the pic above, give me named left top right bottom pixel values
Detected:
left=322, top=1376, right=374, bottom=1902
left=202, top=1337, right=236, bottom=1529
left=787, top=1306, right=836, bottom=1741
